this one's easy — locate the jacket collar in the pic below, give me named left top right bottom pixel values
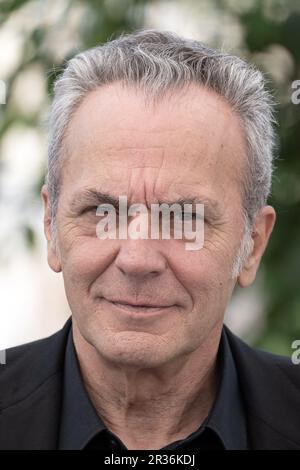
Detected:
left=225, top=326, right=300, bottom=449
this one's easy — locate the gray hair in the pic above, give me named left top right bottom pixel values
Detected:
left=46, top=29, right=277, bottom=276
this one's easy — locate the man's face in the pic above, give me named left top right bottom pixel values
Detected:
left=44, top=83, right=248, bottom=368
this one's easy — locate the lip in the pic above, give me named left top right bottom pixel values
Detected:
left=102, top=298, right=173, bottom=318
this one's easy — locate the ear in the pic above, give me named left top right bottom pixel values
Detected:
left=41, top=184, right=62, bottom=273
left=237, top=205, right=276, bottom=288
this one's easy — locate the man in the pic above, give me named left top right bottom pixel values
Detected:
left=1, top=29, right=299, bottom=451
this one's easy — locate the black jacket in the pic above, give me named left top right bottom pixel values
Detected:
left=0, top=318, right=300, bottom=450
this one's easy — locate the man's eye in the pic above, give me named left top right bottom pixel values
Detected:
left=174, top=212, right=203, bottom=221
left=82, top=206, right=98, bottom=215
left=183, top=212, right=197, bottom=220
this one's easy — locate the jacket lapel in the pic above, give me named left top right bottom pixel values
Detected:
left=225, top=326, right=300, bottom=449
left=0, top=318, right=71, bottom=450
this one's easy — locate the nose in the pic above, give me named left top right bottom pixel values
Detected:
left=115, top=239, right=167, bottom=279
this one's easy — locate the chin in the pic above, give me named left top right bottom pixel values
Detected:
left=94, top=332, right=174, bottom=369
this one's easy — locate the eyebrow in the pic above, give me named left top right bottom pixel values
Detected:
left=70, top=188, right=222, bottom=219
left=70, top=189, right=121, bottom=213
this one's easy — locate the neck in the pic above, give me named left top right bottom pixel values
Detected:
left=72, top=322, right=221, bottom=450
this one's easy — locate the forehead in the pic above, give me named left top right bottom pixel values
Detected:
left=62, top=82, right=247, bottom=205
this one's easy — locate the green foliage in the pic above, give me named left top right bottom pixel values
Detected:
left=237, top=1, right=300, bottom=353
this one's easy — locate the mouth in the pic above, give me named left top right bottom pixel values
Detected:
left=102, top=298, right=173, bottom=318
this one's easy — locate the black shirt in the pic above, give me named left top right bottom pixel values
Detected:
left=58, top=326, right=248, bottom=450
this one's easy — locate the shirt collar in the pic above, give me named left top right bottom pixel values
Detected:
left=59, top=328, right=106, bottom=450
left=59, top=323, right=247, bottom=450
left=206, top=326, right=248, bottom=449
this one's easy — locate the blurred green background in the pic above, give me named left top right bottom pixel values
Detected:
left=0, top=0, right=299, bottom=354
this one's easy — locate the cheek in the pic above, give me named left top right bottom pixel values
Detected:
left=60, top=237, right=118, bottom=288
left=172, top=247, right=235, bottom=305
